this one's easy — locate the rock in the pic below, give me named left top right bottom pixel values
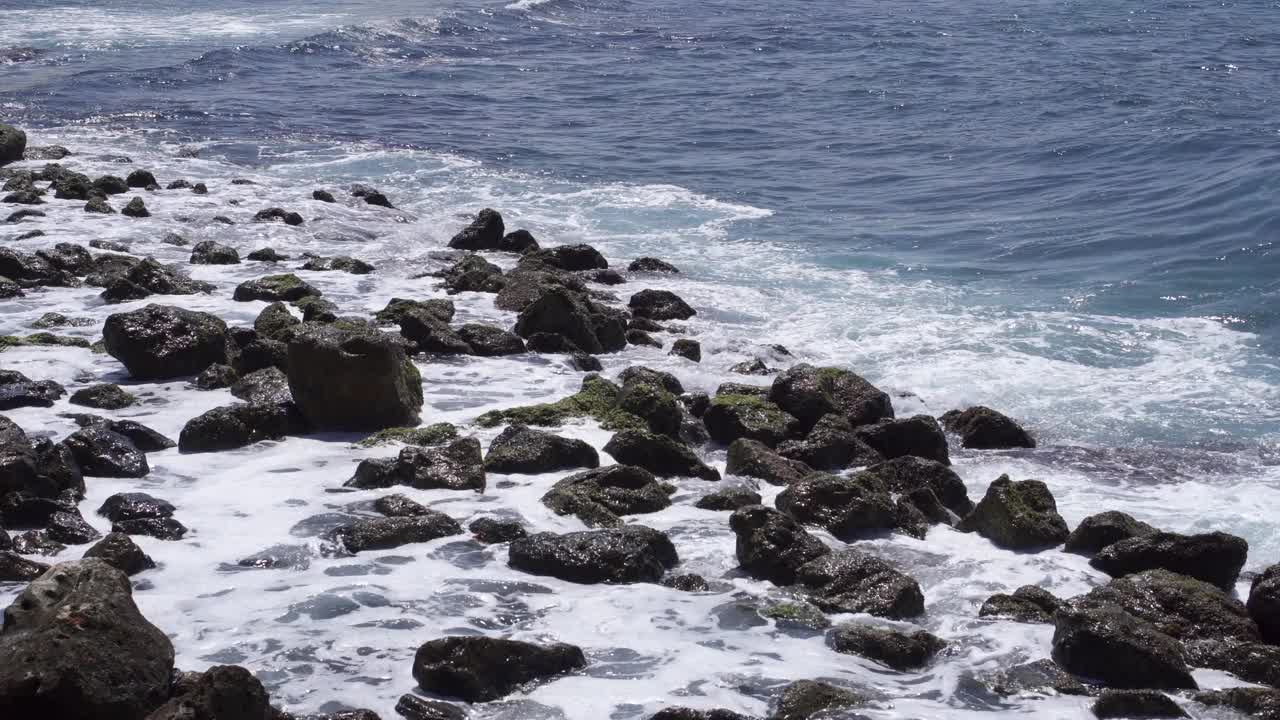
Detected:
left=0, top=125, right=26, bottom=166
left=484, top=425, right=599, bottom=474
left=853, top=415, right=950, bottom=465
left=436, top=255, right=504, bottom=294
left=397, top=310, right=472, bottom=355
left=1066, top=511, right=1159, bottom=555
left=112, top=517, right=187, bottom=540
left=245, top=247, right=286, bottom=262
left=1081, top=568, right=1259, bottom=642
left=776, top=472, right=896, bottom=539
left=1090, top=531, right=1248, bottom=591
left=190, top=240, right=241, bottom=265
left=394, top=694, right=467, bottom=720
left=0, top=371, right=65, bottom=410
left=302, top=255, right=374, bottom=275
left=796, top=549, right=925, bottom=619
left=0, top=559, right=174, bottom=719
left=0, top=550, right=48, bottom=581
left=11, top=531, right=63, bottom=556
left=695, top=486, right=762, bottom=511
left=628, top=257, right=679, bottom=274
left=613, top=374, right=684, bottom=437
left=228, top=367, right=290, bottom=405
left=144, top=665, right=271, bottom=720
left=125, top=169, right=155, bottom=188
left=46, top=510, right=101, bottom=545
left=514, top=287, right=627, bottom=354
left=233, top=274, right=320, bottom=303
left=861, top=456, right=972, bottom=517
left=776, top=413, right=882, bottom=470
left=619, top=366, right=685, bottom=394
left=39, top=243, right=95, bottom=275
left=195, top=364, right=236, bottom=390
left=355, top=423, right=459, bottom=448
left=978, top=585, right=1062, bottom=624
left=520, top=244, right=607, bottom=272
left=254, top=302, right=301, bottom=342
left=178, top=403, right=304, bottom=453
left=64, top=427, right=148, bottom=478
left=253, top=208, right=303, bottom=225
left=456, top=324, right=525, bottom=356
left=312, top=189, right=336, bottom=203
left=103, top=304, right=228, bottom=380
left=649, top=710, right=748, bottom=720
left=569, top=353, right=602, bottom=372
left=772, top=680, right=864, bottom=720
left=669, top=338, right=701, bottom=362
left=957, top=475, right=1069, bottom=550
left=1091, top=690, right=1187, bottom=719
left=24, top=145, right=69, bottom=161
left=3, top=189, right=44, bottom=205
left=827, top=624, right=946, bottom=670
left=703, top=394, right=799, bottom=447
left=1051, top=600, right=1197, bottom=689
left=979, top=658, right=1089, bottom=697
left=498, top=229, right=540, bottom=253
left=66, top=418, right=172, bottom=453
left=82, top=532, right=155, bottom=576
left=0, top=429, right=84, bottom=500
left=374, top=298, right=454, bottom=326
left=54, top=171, right=93, bottom=200
left=629, top=289, right=695, bottom=320
left=769, top=364, right=893, bottom=433
left=100, top=258, right=214, bottom=303
left=447, top=209, right=505, bottom=251
left=84, top=196, right=115, bottom=214
left=725, top=438, right=812, bottom=485
left=97, top=492, right=175, bottom=523
left=330, top=513, right=462, bottom=553
left=412, top=636, right=585, bottom=702
left=729, top=505, right=828, bottom=585
left=509, top=525, right=678, bottom=584
left=603, top=429, right=719, bottom=480
left=5, top=208, right=44, bottom=223
left=373, top=493, right=430, bottom=518
left=1251, top=564, right=1280, bottom=644
left=625, top=329, right=661, bottom=348
left=1185, top=638, right=1280, bottom=688
left=68, top=383, right=137, bottom=410
left=121, top=197, right=149, bottom=218
left=192, top=183, right=207, bottom=194
left=940, top=406, right=1035, bottom=449
left=1192, top=688, right=1280, bottom=720
left=93, top=175, right=128, bottom=195
left=348, top=438, right=485, bottom=492
left=469, top=517, right=527, bottom=544
left=287, top=324, right=422, bottom=431
left=542, top=464, right=671, bottom=527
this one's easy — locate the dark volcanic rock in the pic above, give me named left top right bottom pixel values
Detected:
left=772, top=680, right=864, bottom=720
left=1091, top=690, right=1188, bottom=719
left=861, top=455, right=972, bottom=517
left=397, top=310, right=471, bottom=355
left=469, top=517, right=527, bottom=544
left=287, top=324, right=422, bottom=432
left=125, top=169, right=156, bottom=188
left=957, top=475, right=1069, bottom=550
left=603, top=428, right=719, bottom=480
left=46, top=510, right=101, bottom=545
left=1081, top=568, right=1259, bottom=642
left=0, top=550, right=49, bottom=581
left=331, top=513, right=462, bottom=553
left=827, top=623, right=946, bottom=670
left=1184, top=639, right=1280, bottom=690
left=0, top=559, right=174, bottom=720
left=447, top=208, right=505, bottom=251
left=347, top=438, right=485, bottom=492
left=0, top=371, right=65, bottom=410
left=456, top=324, right=525, bottom=356
left=97, top=492, right=175, bottom=523
left=1091, top=531, right=1248, bottom=591
left=648, top=709, right=748, bottom=720
left=100, top=258, right=214, bottom=304
left=230, top=367, right=292, bottom=405
left=233, top=274, right=320, bottom=302
left=66, top=418, right=172, bottom=453
left=669, top=338, right=701, bottom=362
left=499, top=229, right=540, bottom=253
left=628, top=257, right=679, bottom=274
left=253, top=207, right=303, bottom=225
left=729, top=505, right=828, bottom=586
left=93, top=175, right=128, bottom=195
left=542, top=464, right=671, bottom=527
left=776, top=413, right=883, bottom=470
left=940, top=406, right=1035, bottom=449
left=725, top=438, right=812, bottom=485
left=302, top=255, right=374, bottom=275
left=514, top=286, right=627, bottom=355
left=178, top=402, right=304, bottom=453
left=629, top=289, right=695, bottom=321
left=69, top=383, right=136, bottom=410
left=695, top=486, right=762, bottom=511
left=103, top=304, right=227, bottom=380
left=776, top=472, right=896, bottom=540
left=145, top=665, right=270, bottom=720
left=853, top=415, right=950, bottom=465
left=1066, top=510, right=1159, bottom=555
left=190, top=240, right=241, bottom=265
left=121, top=197, right=149, bottom=218
left=436, top=254, right=504, bottom=294
left=374, top=298, right=454, bottom=326
left=63, top=427, right=148, bottom=478
left=703, top=394, right=799, bottom=447
left=769, top=364, right=893, bottom=433
left=1251, top=564, right=1280, bottom=645
left=394, top=695, right=467, bottom=720
left=373, top=493, right=430, bottom=518
left=112, top=517, right=188, bottom=540
left=1051, top=600, right=1197, bottom=690
left=484, top=425, right=599, bottom=474
left=1193, top=688, right=1280, bottom=720
left=412, top=636, right=585, bottom=702
left=82, top=532, right=155, bottom=575
left=979, top=658, right=1088, bottom=698
left=796, top=549, right=925, bottom=619
left=978, top=585, right=1062, bottom=624
left=0, top=125, right=25, bottom=166
left=194, top=364, right=236, bottom=390
left=508, top=525, right=678, bottom=584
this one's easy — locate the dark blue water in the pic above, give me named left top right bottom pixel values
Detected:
left=5, top=0, right=1279, bottom=339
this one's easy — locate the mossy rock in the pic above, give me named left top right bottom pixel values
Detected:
left=762, top=601, right=831, bottom=630
left=356, top=423, right=459, bottom=448
left=0, top=333, right=92, bottom=351
left=476, top=375, right=647, bottom=431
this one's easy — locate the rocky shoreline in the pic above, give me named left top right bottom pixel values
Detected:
left=0, top=122, right=1277, bottom=720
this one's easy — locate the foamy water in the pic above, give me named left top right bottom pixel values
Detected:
left=0, top=127, right=1275, bottom=719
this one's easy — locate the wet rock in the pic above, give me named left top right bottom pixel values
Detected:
left=618, top=366, right=684, bottom=395
left=394, top=694, right=467, bottom=720
left=0, top=371, right=65, bottom=410
left=514, top=287, right=627, bottom=354
left=569, top=353, right=602, bottom=372
left=84, top=196, right=115, bottom=214
left=1051, top=600, right=1197, bottom=689
left=769, top=364, right=893, bottom=433
left=46, top=510, right=101, bottom=545
left=484, top=425, right=599, bottom=474
left=12, top=530, right=64, bottom=555
left=100, top=258, right=214, bottom=303
left=254, top=302, right=301, bottom=343
left=121, top=197, right=150, bottom=218
left=64, top=427, right=148, bottom=478
left=447, top=208, right=505, bottom=251
left=508, top=525, right=678, bottom=584
left=253, top=207, right=303, bottom=225
left=112, top=517, right=188, bottom=540
left=940, top=406, right=1035, bottom=449
left=0, top=247, right=75, bottom=287
left=231, top=367, right=292, bottom=405
left=1091, top=690, right=1187, bottom=719
left=772, top=680, right=864, bottom=720
left=469, top=517, right=527, bottom=544
left=412, top=636, right=585, bottom=702
left=649, top=710, right=748, bottom=720
left=978, top=585, right=1062, bottom=624
left=1091, top=530, right=1248, bottom=591
left=629, top=289, right=695, bottom=321
left=287, top=324, right=422, bottom=431
left=192, top=183, right=207, bottom=195
left=397, top=310, right=472, bottom=355
left=1066, top=510, right=1159, bottom=555
left=542, top=464, right=671, bottom=527
left=312, top=189, right=336, bottom=203
left=603, top=428, right=719, bottom=480
left=178, top=402, right=305, bottom=453
left=82, top=532, right=154, bottom=576
left=668, top=339, right=701, bottom=362
left=1081, top=568, right=1259, bottom=642
left=958, top=475, right=1068, bottom=550
left=625, top=329, right=661, bottom=348
left=0, top=550, right=48, bottom=581
left=38, top=243, right=95, bottom=276
left=827, top=624, right=946, bottom=670
left=696, top=486, right=762, bottom=511
left=628, top=257, right=679, bottom=274
left=861, top=456, right=972, bottom=517
left=1193, top=688, right=1280, bottom=719
left=853, top=415, right=950, bottom=465
left=498, top=229, right=540, bottom=254
left=93, top=175, right=129, bottom=195
left=730, top=358, right=775, bottom=376
left=456, top=324, right=525, bottom=356
left=195, top=363, right=237, bottom=390
left=302, top=255, right=374, bottom=275
left=703, top=394, right=799, bottom=447
left=3, top=189, right=43, bottom=205
left=355, top=423, right=459, bottom=448
left=725, top=438, right=812, bottom=485
left=103, top=304, right=228, bottom=379
left=0, top=430, right=84, bottom=500
left=661, top=573, right=709, bottom=592
left=521, top=244, right=608, bottom=272
left=54, top=171, right=93, bottom=200
left=372, top=494, right=430, bottom=518
left=68, top=383, right=137, bottom=410
left=166, top=179, right=191, bottom=190
left=126, top=169, right=156, bottom=188
left=1251, top=564, right=1280, bottom=644
left=97, top=492, right=175, bottom=523
left=374, top=298, right=454, bottom=326
left=586, top=268, right=625, bottom=285
left=0, top=125, right=27, bottom=166
left=233, top=274, right=320, bottom=303
left=0, top=489, right=71, bottom=527
left=612, top=375, right=683, bottom=438
left=979, top=658, right=1088, bottom=697
left=145, top=665, right=271, bottom=720
left=1185, top=638, right=1280, bottom=689
left=777, top=472, right=896, bottom=539
left=66, top=418, right=173, bottom=453
left=437, top=254, right=504, bottom=294
left=190, top=240, right=241, bottom=265
left=348, top=438, right=485, bottom=492
left=331, top=513, right=463, bottom=553
left=796, top=549, right=925, bottom=619
left=729, top=505, right=828, bottom=585
left=775, top=414, right=883, bottom=470
left=0, top=559, right=174, bottom=719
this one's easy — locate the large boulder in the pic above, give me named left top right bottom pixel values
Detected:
left=827, top=624, right=945, bottom=670
left=541, top=465, right=671, bottom=528
left=412, top=636, right=585, bottom=702
left=768, top=364, right=893, bottom=433
left=103, top=304, right=228, bottom=380
left=330, top=513, right=462, bottom=553
left=1250, top=564, right=1280, bottom=645
left=447, top=208, right=504, bottom=250
left=1091, top=531, right=1248, bottom=591
left=0, top=560, right=174, bottom=719
left=0, top=125, right=26, bottom=166
left=287, top=324, right=422, bottom=431
left=508, top=525, right=678, bottom=584
left=729, top=505, right=828, bottom=585
left=1065, top=510, right=1158, bottom=555
left=702, top=394, right=799, bottom=447
left=603, top=428, right=719, bottom=480
left=63, top=428, right=148, bottom=478
left=957, top=475, right=1068, bottom=550
left=939, top=406, right=1035, bottom=449
left=178, top=403, right=305, bottom=453
left=347, top=438, right=485, bottom=492
left=795, top=549, right=925, bottom=619
left=853, top=415, right=950, bottom=465
left=1080, top=569, right=1259, bottom=643
left=725, top=438, right=812, bottom=485
left=1184, top=639, right=1280, bottom=690
left=144, top=665, right=270, bottom=720
left=514, top=287, right=626, bottom=354
left=484, top=425, right=599, bottom=474
left=0, top=371, right=65, bottom=410
left=776, top=472, right=896, bottom=540
left=1051, top=600, right=1197, bottom=689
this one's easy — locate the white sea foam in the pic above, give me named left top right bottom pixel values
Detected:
left=0, top=127, right=1271, bottom=719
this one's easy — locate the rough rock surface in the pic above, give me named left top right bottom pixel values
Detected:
left=287, top=324, right=422, bottom=431
left=1090, top=530, right=1248, bottom=591
left=957, top=475, right=1069, bottom=550
left=796, top=549, right=925, bottom=619
left=729, top=505, right=829, bottom=586
left=508, top=525, right=678, bottom=584
left=412, top=636, right=586, bottom=702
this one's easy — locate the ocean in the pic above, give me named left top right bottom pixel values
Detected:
left=1, top=0, right=1278, bottom=717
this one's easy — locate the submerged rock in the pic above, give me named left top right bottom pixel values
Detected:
left=412, top=635, right=586, bottom=702
left=508, top=525, right=678, bottom=584
left=103, top=304, right=228, bottom=380
left=957, top=475, right=1069, bottom=550
left=1090, top=530, right=1248, bottom=591
left=347, top=438, right=484, bottom=492
left=287, top=323, right=422, bottom=432
left=469, top=517, right=527, bottom=544
left=729, top=505, right=828, bottom=586
left=827, top=623, right=946, bottom=670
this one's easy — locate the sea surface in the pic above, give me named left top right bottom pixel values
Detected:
left=1, top=0, right=1278, bottom=718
